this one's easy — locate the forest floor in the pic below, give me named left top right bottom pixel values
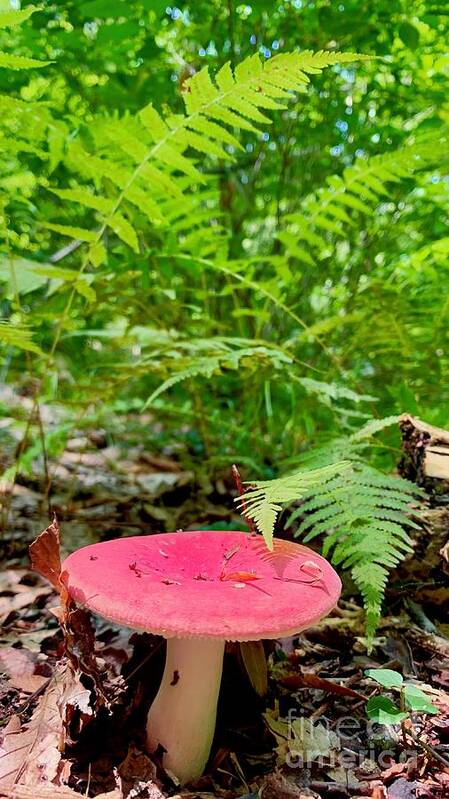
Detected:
left=0, top=406, right=449, bottom=799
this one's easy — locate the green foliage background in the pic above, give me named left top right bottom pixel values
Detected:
left=0, top=1, right=448, bottom=634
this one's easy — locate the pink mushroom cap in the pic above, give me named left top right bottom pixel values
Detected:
left=61, top=531, right=341, bottom=640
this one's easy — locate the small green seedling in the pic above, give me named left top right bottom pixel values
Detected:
left=365, top=668, right=438, bottom=724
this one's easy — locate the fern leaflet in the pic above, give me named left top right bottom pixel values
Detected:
left=236, top=461, right=351, bottom=550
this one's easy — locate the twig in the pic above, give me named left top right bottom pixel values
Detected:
left=406, top=728, right=449, bottom=768
left=49, top=239, right=83, bottom=263
left=36, top=403, right=52, bottom=517
left=405, top=598, right=438, bottom=634
left=232, top=464, right=256, bottom=535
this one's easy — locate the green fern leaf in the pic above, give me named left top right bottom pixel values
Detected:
left=139, top=104, right=168, bottom=140
left=279, top=134, right=447, bottom=262
left=157, top=143, right=203, bottom=180
left=295, top=462, right=420, bottom=639
left=351, top=415, right=402, bottom=441
left=107, top=213, right=139, bottom=253
left=0, top=6, right=37, bottom=27
left=49, top=187, right=114, bottom=215
left=237, top=461, right=351, bottom=550
left=43, top=223, right=98, bottom=242
left=0, top=53, right=51, bottom=69
left=0, top=320, right=41, bottom=353
left=105, top=123, right=149, bottom=163
left=186, top=116, right=243, bottom=150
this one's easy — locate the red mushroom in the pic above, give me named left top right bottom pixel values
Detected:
left=61, top=530, right=341, bottom=784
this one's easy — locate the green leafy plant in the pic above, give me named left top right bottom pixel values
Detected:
left=238, top=416, right=423, bottom=639
left=1, top=1, right=448, bottom=648
left=277, top=134, right=448, bottom=268
left=365, top=668, right=438, bottom=724
left=0, top=5, right=50, bottom=69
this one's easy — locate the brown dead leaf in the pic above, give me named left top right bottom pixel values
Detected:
left=9, top=676, right=49, bottom=695
left=0, top=585, right=52, bottom=625
left=260, top=772, right=320, bottom=799
left=380, top=762, right=407, bottom=782
left=240, top=641, right=268, bottom=697
left=0, top=572, right=26, bottom=593
left=0, top=649, right=35, bottom=679
left=0, top=786, right=123, bottom=799
left=0, top=663, right=92, bottom=788
left=387, top=778, right=442, bottom=799
left=432, top=670, right=449, bottom=689
left=280, top=671, right=366, bottom=700
left=29, top=516, right=62, bottom=591
left=118, top=745, right=158, bottom=797
left=58, top=604, right=110, bottom=705
left=0, top=708, right=61, bottom=787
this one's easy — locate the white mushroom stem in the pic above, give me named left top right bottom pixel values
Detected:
left=146, top=638, right=225, bottom=785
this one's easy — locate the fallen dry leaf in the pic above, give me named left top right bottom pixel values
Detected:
left=9, top=675, right=49, bottom=694
left=0, top=710, right=61, bottom=787
left=0, top=785, right=123, bottom=799
left=279, top=671, right=366, bottom=700
left=240, top=640, right=268, bottom=697
left=0, top=571, right=26, bottom=593
left=0, top=585, right=53, bottom=625
left=264, top=707, right=340, bottom=766
left=260, top=771, right=320, bottom=799
left=117, top=746, right=165, bottom=799
left=0, top=663, right=92, bottom=788
left=0, top=648, right=35, bottom=679
left=29, top=516, right=62, bottom=591
left=118, top=745, right=157, bottom=790
left=380, top=761, right=407, bottom=782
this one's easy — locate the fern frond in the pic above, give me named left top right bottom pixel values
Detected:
left=43, top=223, right=98, bottom=242
left=241, top=412, right=422, bottom=642
left=295, top=462, right=420, bottom=639
left=0, top=53, right=51, bottom=69
left=51, top=50, right=367, bottom=256
left=278, top=133, right=448, bottom=265
left=0, top=6, right=37, bottom=28
left=350, top=415, right=402, bottom=441
left=0, top=319, right=41, bottom=353
left=143, top=340, right=294, bottom=408
left=237, top=461, right=351, bottom=549
left=248, top=536, right=324, bottom=580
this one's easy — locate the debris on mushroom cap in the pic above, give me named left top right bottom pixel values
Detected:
left=61, top=531, right=341, bottom=640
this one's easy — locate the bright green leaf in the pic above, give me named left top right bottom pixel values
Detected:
left=403, top=685, right=439, bottom=715
left=365, top=696, right=408, bottom=725
left=365, top=669, right=404, bottom=689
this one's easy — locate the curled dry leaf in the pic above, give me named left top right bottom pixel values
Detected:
left=0, top=663, right=93, bottom=788
left=117, top=746, right=166, bottom=799
left=239, top=640, right=268, bottom=697
left=29, top=516, right=62, bottom=592
left=29, top=518, right=107, bottom=700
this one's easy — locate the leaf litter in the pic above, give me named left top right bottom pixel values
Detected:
left=1, top=453, right=449, bottom=799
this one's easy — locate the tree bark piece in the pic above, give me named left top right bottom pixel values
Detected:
left=396, top=415, right=449, bottom=618
left=399, top=414, right=449, bottom=490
